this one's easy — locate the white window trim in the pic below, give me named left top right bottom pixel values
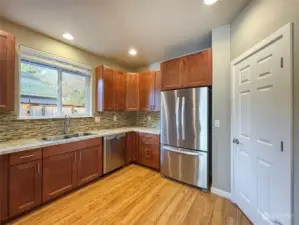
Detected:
left=18, top=46, right=93, bottom=119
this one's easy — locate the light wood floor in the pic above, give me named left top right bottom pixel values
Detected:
left=8, top=165, right=252, bottom=225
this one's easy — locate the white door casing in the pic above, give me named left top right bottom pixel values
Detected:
left=231, top=23, right=293, bottom=225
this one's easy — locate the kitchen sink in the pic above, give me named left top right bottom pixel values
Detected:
left=41, top=132, right=95, bottom=142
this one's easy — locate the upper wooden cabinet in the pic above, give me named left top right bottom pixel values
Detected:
left=96, top=66, right=114, bottom=111
left=96, top=66, right=126, bottom=111
left=161, top=49, right=212, bottom=90
left=0, top=30, right=15, bottom=111
left=126, top=73, right=139, bottom=111
left=113, top=70, right=126, bottom=111
left=182, top=49, right=212, bottom=87
left=161, top=58, right=183, bottom=90
left=139, top=71, right=155, bottom=111
left=154, top=71, right=161, bottom=111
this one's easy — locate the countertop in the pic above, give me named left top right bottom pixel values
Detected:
left=0, top=127, right=160, bottom=156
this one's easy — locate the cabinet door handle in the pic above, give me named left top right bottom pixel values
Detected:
left=20, top=154, right=34, bottom=160
left=80, top=152, right=82, bottom=161
left=37, top=162, right=40, bottom=175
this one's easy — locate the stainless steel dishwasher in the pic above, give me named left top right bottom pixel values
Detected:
left=103, top=133, right=126, bottom=174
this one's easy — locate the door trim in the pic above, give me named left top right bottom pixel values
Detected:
left=230, top=22, right=293, bottom=212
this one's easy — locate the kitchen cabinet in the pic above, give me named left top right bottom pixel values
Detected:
left=77, top=146, right=102, bottom=186
left=43, top=152, right=77, bottom=202
left=0, top=30, right=15, bottom=111
left=161, top=58, right=183, bottom=90
left=0, top=155, right=8, bottom=223
left=125, top=132, right=139, bottom=164
left=96, top=66, right=114, bottom=111
left=9, top=161, right=41, bottom=217
left=139, top=71, right=155, bottom=111
left=154, top=71, right=161, bottom=111
left=113, top=70, right=126, bottom=111
left=161, top=49, right=212, bottom=90
left=126, top=73, right=139, bottom=111
left=182, top=49, right=212, bottom=87
left=137, top=133, right=160, bottom=170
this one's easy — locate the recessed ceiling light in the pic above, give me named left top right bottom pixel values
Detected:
left=63, top=33, right=74, bottom=40
left=129, top=48, right=137, bottom=56
left=204, top=0, right=218, bottom=5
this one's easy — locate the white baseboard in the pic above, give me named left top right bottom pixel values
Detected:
left=211, top=187, right=231, bottom=199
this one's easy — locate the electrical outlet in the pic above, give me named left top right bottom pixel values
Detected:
left=147, top=116, right=152, bottom=121
left=113, top=115, right=117, bottom=121
left=215, top=120, right=220, bottom=128
left=94, top=116, right=101, bottom=123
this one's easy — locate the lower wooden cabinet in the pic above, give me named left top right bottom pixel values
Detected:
left=77, top=146, right=103, bottom=186
left=137, top=133, right=160, bottom=170
left=0, top=155, right=9, bottom=222
left=125, top=132, right=139, bottom=164
left=42, top=152, right=77, bottom=202
left=9, top=160, right=41, bottom=217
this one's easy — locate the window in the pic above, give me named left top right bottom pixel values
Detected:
left=19, top=46, right=92, bottom=118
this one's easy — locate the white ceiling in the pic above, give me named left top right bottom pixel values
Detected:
left=0, top=0, right=250, bottom=69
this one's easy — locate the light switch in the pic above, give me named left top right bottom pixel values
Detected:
left=113, top=115, right=117, bottom=121
left=215, top=120, right=220, bottom=128
left=147, top=116, right=152, bottom=121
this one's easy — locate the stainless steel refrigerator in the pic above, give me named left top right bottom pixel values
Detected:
left=160, top=87, right=211, bottom=190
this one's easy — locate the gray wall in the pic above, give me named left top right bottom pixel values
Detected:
left=211, top=25, right=231, bottom=192
left=231, top=0, right=299, bottom=223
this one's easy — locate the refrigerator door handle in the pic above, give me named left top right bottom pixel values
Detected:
left=162, top=146, right=203, bottom=156
left=176, top=97, right=180, bottom=139
left=181, top=96, right=185, bottom=140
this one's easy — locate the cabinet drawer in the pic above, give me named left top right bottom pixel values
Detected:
left=138, top=145, right=160, bottom=170
left=9, top=149, right=42, bottom=166
left=138, top=133, right=159, bottom=145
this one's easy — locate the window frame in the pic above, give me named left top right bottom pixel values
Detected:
left=18, top=47, right=93, bottom=119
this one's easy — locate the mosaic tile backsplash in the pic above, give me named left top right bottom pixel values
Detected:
left=0, top=111, right=161, bottom=142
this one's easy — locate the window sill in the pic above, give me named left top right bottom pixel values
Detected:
left=17, top=115, right=94, bottom=120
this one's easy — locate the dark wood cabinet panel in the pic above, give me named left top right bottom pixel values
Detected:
left=154, top=71, right=161, bottom=111
left=9, top=161, right=41, bottom=217
left=161, top=58, right=183, bottom=91
left=182, top=49, right=212, bottom=87
left=125, top=132, right=139, bottom=164
left=0, top=30, right=15, bottom=112
left=114, top=70, right=126, bottom=111
left=77, top=145, right=102, bottom=186
left=43, top=152, right=77, bottom=202
left=126, top=73, right=139, bottom=111
left=0, top=155, right=8, bottom=222
left=139, top=71, right=155, bottom=111
left=138, top=133, right=160, bottom=170
left=96, top=66, right=114, bottom=111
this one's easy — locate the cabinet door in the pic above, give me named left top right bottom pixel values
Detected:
left=77, top=145, right=102, bottom=186
left=138, top=133, right=160, bottom=170
left=154, top=71, right=161, bottom=111
left=96, top=66, right=114, bottom=111
left=161, top=58, right=183, bottom=91
left=9, top=160, right=41, bottom=217
left=114, top=70, right=126, bottom=111
left=139, top=71, right=155, bottom=111
left=125, top=132, right=138, bottom=164
left=182, top=49, right=212, bottom=87
left=126, top=73, right=139, bottom=111
left=43, top=152, right=77, bottom=202
left=0, top=155, right=8, bottom=222
left=0, top=30, right=15, bottom=111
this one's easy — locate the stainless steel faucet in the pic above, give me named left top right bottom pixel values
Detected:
left=64, top=115, right=70, bottom=134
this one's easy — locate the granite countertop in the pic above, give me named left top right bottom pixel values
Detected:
left=0, top=127, right=160, bottom=156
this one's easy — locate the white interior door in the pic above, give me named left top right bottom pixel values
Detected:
left=232, top=24, right=292, bottom=225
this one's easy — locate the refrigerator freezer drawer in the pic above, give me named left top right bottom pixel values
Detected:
left=160, top=145, right=208, bottom=189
